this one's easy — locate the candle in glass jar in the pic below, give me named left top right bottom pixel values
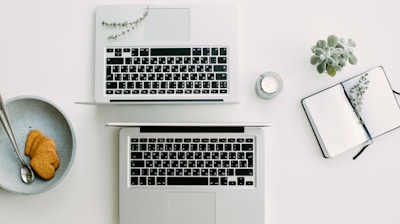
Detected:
left=255, top=71, right=283, bottom=100
left=261, top=75, right=279, bottom=93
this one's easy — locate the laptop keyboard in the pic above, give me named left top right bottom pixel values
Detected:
left=129, top=136, right=255, bottom=187
left=105, top=46, right=229, bottom=96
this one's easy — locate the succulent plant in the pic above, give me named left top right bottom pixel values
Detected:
left=310, top=34, right=357, bottom=76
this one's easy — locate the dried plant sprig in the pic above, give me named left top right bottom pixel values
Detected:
left=102, top=6, right=149, bottom=40
left=349, top=73, right=369, bottom=124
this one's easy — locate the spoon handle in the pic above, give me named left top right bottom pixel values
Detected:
left=0, top=94, right=27, bottom=165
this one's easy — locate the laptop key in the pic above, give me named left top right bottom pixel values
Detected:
left=151, top=48, right=191, bottom=56
left=167, top=177, right=208, bottom=185
left=139, top=177, right=147, bottom=185
left=131, top=177, right=138, bottom=185
left=157, top=177, right=166, bottom=185
left=214, top=65, right=227, bottom=72
left=235, top=169, right=253, bottom=176
left=131, top=160, right=145, bottom=167
left=210, top=177, right=219, bottom=185
left=238, top=177, right=245, bottom=185
left=107, top=58, right=124, bottom=64
left=106, top=82, right=117, bottom=89
left=148, top=177, right=155, bottom=185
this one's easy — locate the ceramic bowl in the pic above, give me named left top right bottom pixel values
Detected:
left=0, top=95, right=76, bottom=194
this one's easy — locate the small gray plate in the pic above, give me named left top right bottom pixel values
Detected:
left=0, top=96, right=76, bottom=194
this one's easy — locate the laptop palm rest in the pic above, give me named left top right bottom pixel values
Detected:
left=168, top=192, right=216, bottom=224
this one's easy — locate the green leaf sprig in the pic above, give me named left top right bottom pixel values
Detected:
left=349, top=73, right=369, bottom=124
left=102, top=6, right=149, bottom=40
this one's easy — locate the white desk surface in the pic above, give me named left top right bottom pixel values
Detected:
left=1, top=0, right=400, bottom=223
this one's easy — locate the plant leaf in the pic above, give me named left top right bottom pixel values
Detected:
left=317, top=60, right=326, bottom=73
left=327, top=35, right=339, bottom=47
left=348, top=38, right=356, bottom=47
left=349, top=55, right=358, bottom=65
left=339, top=59, right=347, bottom=67
left=311, top=45, right=316, bottom=53
left=326, top=65, right=337, bottom=76
left=317, top=40, right=327, bottom=48
left=310, top=55, right=320, bottom=65
left=314, top=48, right=324, bottom=55
left=341, top=49, right=349, bottom=58
left=326, top=57, right=334, bottom=65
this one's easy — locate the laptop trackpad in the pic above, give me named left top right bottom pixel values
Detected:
left=144, top=8, right=190, bottom=41
left=168, top=192, right=216, bottom=224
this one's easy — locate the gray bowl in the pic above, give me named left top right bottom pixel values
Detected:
left=0, top=95, right=76, bottom=194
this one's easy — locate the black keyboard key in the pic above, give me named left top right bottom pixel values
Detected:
left=242, top=144, right=254, bottom=151
left=131, top=177, right=138, bottom=185
left=214, top=65, right=227, bottom=72
left=139, top=177, right=147, bottom=185
left=157, top=177, right=166, bottom=185
left=238, top=177, right=245, bottom=185
left=210, top=177, right=219, bottom=185
left=148, top=177, right=155, bottom=185
left=140, top=48, right=149, bottom=56
left=218, top=57, right=227, bottom=64
left=131, top=169, right=140, bottom=176
left=192, top=48, right=202, bottom=55
left=106, top=82, right=117, bottom=89
left=220, top=48, right=227, bottom=55
left=131, top=160, right=145, bottom=167
left=235, top=169, right=253, bottom=176
left=203, top=48, right=210, bottom=55
left=211, top=48, right=219, bottom=55
left=131, top=152, right=143, bottom=159
left=106, top=74, right=113, bottom=81
left=221, top=177, right=228, bottom=185
left=167, top=177, right=208, bottom=185
left=131, top=48, right=139, bottom=56
left=115, top=48, right=122, bottom=56
left=216, top=73, right=227, bottom=80
left=107, top=58, right=124, bottom=64
left=151, top=48, right=191, bottom=56
left=106, top=66, right=112, bottom=75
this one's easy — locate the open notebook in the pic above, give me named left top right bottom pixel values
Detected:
left=302, top=66, right=400, bottom=159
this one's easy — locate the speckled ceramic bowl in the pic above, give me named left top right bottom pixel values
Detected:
left=0, top=95, right=76, bottom=194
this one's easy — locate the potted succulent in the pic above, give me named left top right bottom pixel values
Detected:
left=310, top=34, right=357, bottom=76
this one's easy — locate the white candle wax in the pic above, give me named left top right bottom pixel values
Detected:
left=261, top=75, right=279, bottom=93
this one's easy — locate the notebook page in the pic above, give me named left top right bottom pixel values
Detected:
left=342, top=67, right=400, bottom=138
left=302, top=84, right=371, bottom=157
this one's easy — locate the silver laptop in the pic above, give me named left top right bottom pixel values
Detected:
left=95, top=4, right=239, bottom=103
left=108, top=122, right=270, bottom=224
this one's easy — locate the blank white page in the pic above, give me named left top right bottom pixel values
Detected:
left=303, top=84, right=371, bottom=157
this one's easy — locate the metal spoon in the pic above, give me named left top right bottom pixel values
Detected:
left=0, top=94, right=35, bottom=184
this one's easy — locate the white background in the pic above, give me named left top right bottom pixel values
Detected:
left=1, top=0, right=400, bottom=223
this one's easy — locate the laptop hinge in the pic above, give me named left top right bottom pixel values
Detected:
left=140, top=126, right=245, bottom=133
left=110, top=99, right=224, bottom=103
